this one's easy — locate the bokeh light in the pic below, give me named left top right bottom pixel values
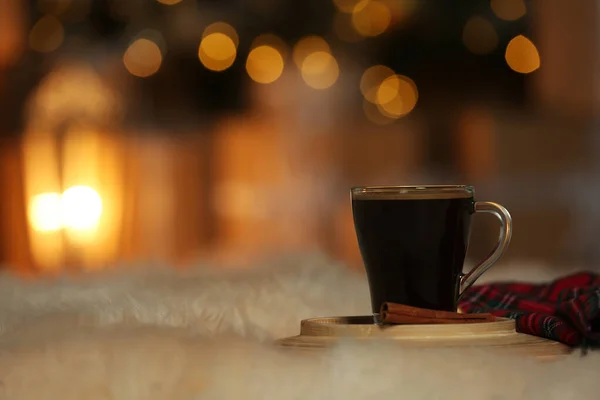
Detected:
left=462, top=16, right=498, bottom=55
left=376, top=75, right=400, bottom=104
left=351, top=0, right=392, bottom=37
left=360, top=66, right=418, bottom=123
left=203, top=22, right=239, bottom=48
left=29, top=193, right=62, bottom=232
left=490, top=0, right=526, bottom=21
left=376, top=74, right=418, bottom=117
left=61, top=186, right=103, bottom=231
left=505, top=35, right=540, bottom=74
left=29, top=15, right=64, bottom=53
left=198, top=32, right=237, bottom=72
left=360, top=65, right=395, bottom=103
left=246, top=45, right=285, bottom=84
left=300, top=51, right=340, bottom=90
left=123, top=38, right=163, bottom=77
left=293, top=36, right=331, bottom=68
left=292, top=36, right=338, bottom=90
left=28, top=186, right=103, bottom=233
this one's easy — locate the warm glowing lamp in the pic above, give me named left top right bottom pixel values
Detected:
left=21, top=61, right=124, bottom=272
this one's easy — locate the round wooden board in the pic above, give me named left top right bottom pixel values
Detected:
left=275, top=316, right=572, bottom=360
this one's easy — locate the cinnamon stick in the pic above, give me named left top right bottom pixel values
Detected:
left=380, top=302, right=496, bottom=325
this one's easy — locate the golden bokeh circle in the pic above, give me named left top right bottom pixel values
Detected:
left=123, top=38, right=163, bottom=78
left=351, top=0, right=392, bottom=37
left=198, top=33, right=237, bottom=72
left=376, top=75, right=418, bottom=117
left=505, top=35, right=540, bottom=74
left=246, top=45, right=285, bottom=84
left=360, top=65, right=395, bottom=103
left=300, top=51, right=339, bottom=90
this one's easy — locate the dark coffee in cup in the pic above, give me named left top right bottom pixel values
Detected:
left=351, top=186, right=511, bottom=318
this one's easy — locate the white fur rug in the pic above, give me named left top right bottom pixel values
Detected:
left=0, top=253, right=597, bottom=400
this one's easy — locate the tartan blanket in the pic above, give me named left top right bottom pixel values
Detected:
left=458, top=272, right=600, bottom=348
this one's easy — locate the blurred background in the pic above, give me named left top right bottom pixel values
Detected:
left=0, top=0, right=598, bottom=275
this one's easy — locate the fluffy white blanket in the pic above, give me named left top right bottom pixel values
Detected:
left=0, top=254, right=597, bottom=400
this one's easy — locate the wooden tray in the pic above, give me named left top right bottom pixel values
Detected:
left=275, top=316, right=571, bottom=360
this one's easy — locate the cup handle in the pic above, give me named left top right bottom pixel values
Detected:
left=457, top=201, right=512, bottom=300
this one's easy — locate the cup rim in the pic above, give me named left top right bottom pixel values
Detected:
left=351, top=185, right=474, bottom=199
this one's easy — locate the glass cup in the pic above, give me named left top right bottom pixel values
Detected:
left=351, top=185, right=512, bottom=322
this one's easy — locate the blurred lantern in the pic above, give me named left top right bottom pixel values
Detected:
left=21, top=61, right=125, bottom=272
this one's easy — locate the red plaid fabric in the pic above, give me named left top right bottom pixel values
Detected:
left=458, top=272, right=600, bottom=347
